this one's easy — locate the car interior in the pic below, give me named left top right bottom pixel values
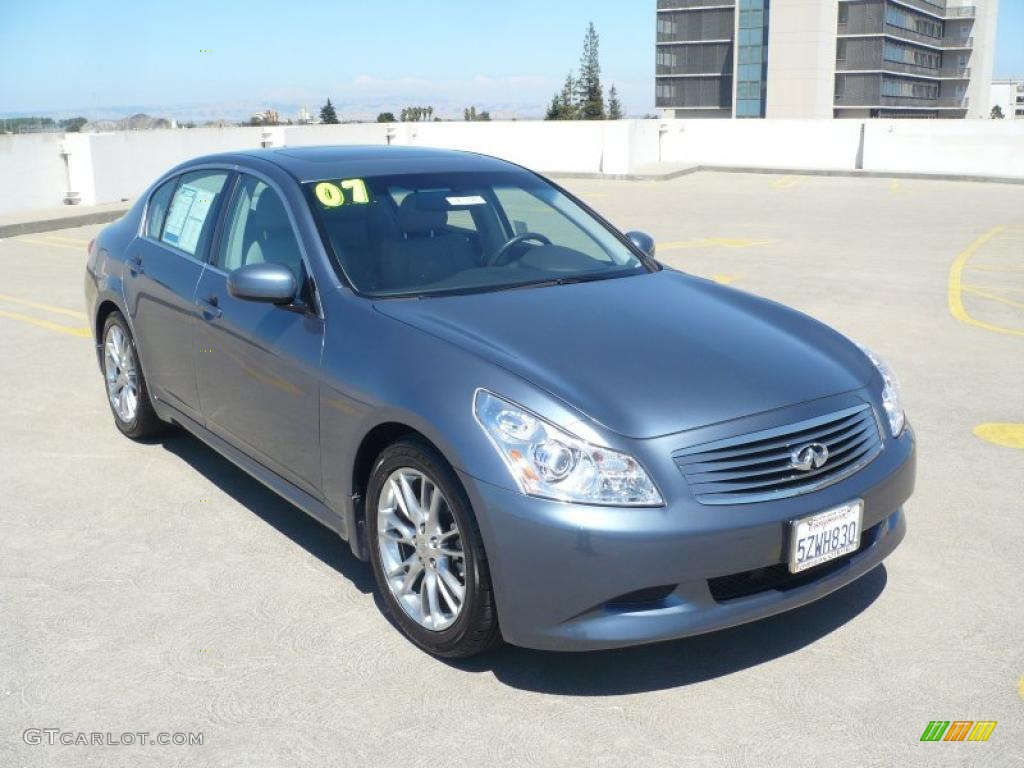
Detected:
left=312, top=178, right=633, bottom=296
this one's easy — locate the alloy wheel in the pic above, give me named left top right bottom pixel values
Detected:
left=104, top=324, right=139, bottom=423
left=376, top=467, right=466, bottom=631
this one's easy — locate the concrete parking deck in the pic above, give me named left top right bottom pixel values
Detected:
left=1, top=172, right=1022, bottom=767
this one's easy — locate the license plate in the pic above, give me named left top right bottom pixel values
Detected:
left=788, top=500, right=863, bottom=574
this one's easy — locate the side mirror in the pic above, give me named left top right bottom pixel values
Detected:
left=226, top=262, right=297, bottom=305
left=625, top=231, right=656, bottom=259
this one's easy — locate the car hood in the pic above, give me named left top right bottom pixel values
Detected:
left=373, top=270, right=874, bottom=439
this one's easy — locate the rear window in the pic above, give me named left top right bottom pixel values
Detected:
left=145, top=177, right=177, bottom=239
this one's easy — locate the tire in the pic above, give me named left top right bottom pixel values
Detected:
left=100, top=311, right=165, bottom=440
left=366, top=438, right=501, bottom=658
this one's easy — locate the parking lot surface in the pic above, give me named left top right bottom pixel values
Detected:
left=2, top=172, right=1022, bottom=767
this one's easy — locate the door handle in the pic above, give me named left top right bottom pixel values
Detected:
left=196, top=295, right=222, bottom=319
left=127, top=256, right=144, bottom=275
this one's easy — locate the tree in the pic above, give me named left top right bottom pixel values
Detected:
left=991, top=104, right=1005, bottom=119
left=60, top=116, right=87, bottom=132
left=545, top=72, right=579, bottom=120
left=464, top=106, right=492, bottom=122
left=575, top=22, right=605, bottom=120
left=319, top=98, right=339, bottom=124
left=607, top=85, right=623, bottom=120
left=400, top=106, right=434, bottom=122
left=376, top=112, right=396, bottom=123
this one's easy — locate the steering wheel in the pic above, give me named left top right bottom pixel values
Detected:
left=488, top=232, right=552, bottom=266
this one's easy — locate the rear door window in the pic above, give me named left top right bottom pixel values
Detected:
left=160, top=170, right=230, bottom=257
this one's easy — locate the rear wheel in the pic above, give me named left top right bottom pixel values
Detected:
left=101, top=312, right=165, bottom=440
left=366, top=438, right=500, bottom=657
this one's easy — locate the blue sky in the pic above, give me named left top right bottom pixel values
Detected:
left=0, top=0, right=1021, bottom=119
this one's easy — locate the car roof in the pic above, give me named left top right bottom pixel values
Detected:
left=185, top=145, right=522, bottom=183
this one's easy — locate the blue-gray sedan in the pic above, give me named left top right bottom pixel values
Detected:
left=84, top=146, right=915, bottom=656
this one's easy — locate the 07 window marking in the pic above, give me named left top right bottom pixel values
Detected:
left=314, top=179, right=370, bottom=208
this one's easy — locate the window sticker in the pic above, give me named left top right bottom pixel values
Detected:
left=446, top=195, right=487, bottom=207
left=160, top=183, right=218, bottom=254
left=314, top=179, right=370, bottom=208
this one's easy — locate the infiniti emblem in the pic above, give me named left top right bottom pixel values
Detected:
left=790, top=442, right=829, bottom=472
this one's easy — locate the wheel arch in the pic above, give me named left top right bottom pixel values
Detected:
left=93, top=299, right=124, bottom=368
left=349, top=422, right=432, bottom=559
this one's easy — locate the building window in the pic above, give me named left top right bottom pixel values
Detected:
left=884, top=41, right=940, bottom=70
left=885, top=6, right=942, bottom=39
left=881, top=78, right=938, bottom=99
left=736, top=0, right=768, bottom=118
left=838, top=3, right=849, bottom=24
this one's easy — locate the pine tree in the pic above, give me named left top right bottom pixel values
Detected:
left=319, top=98, right=339, bottom=124
left=576, top=23, right=605, bottom=120
left=608, top=85, right=623, bottom=120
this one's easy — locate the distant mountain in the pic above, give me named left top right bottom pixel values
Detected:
left=82, top=113, right=173, bottom=132
left=0, top=97, right=550, bottom=126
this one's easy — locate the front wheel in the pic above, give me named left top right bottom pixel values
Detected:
left=366, top=438, right=500, bottom=657
left=100, top=311, right=165, bottom=440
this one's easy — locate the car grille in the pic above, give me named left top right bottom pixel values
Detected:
left=674, top=403, right=883, bottom=505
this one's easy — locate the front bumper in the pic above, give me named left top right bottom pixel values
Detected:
left=459, top=427, right=915, bottom=651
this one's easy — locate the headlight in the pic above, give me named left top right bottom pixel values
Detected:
left=858, top=345, right=905, bottom=437
left=473, top=390, right=664, bottom=506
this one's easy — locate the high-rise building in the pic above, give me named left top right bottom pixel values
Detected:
left=655, top=0, right=999, bottom=119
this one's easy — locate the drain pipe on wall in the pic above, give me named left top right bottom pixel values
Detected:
left=59, top=139, right=80, bottom=205
left=855, top=122, right=865, bottom=171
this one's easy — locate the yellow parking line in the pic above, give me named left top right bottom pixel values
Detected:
left=961, top=285, right=1024, bottom=310
left=34, top=234, right=89, bottom=245
left=965, top=264, right=1024, bottom=273
left=962, top=283, right=1024, bottom=294
left=772, top=176, right=803, bottom=190
left=0, top=293, right=87, bottom=319
left=948, top=225, right=1024, bottom=338
left=711, top=274, right=739, bottom=285
left=16, top=237, right=84, bottom=252
left=0, top=309, right=91, bottom=338
left=890, top=179, right=902, bottom=194
left=973, top=423, right=1024, bottom=450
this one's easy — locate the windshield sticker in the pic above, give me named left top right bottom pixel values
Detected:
left=446, top=195, right=486, bottom=207
left=315, top=179, right=370, bottom=208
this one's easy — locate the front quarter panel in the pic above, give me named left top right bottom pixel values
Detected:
left=317, top=290, right=599, bottom=547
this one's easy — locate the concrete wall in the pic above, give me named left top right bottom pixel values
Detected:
left=1, top=118, right=1023, bottom=216
left=657, top=118, right=864, bottom=170
left=0, top=133, right=69, bottom=212
left=85, top=127, right=267, bottom=205
left=863, top=120, right=1024, bottom=177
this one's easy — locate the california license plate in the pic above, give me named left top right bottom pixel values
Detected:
left=788, top=500, right=863, bottom=574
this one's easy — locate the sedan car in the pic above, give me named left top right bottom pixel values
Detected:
left=85, top=146, right=915, bottom=657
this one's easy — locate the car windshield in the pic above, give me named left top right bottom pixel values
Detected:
left=304, top=170, right=653, bottom=298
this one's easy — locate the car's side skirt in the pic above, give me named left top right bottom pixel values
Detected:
left=153, top=398, right=349, bottom=543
